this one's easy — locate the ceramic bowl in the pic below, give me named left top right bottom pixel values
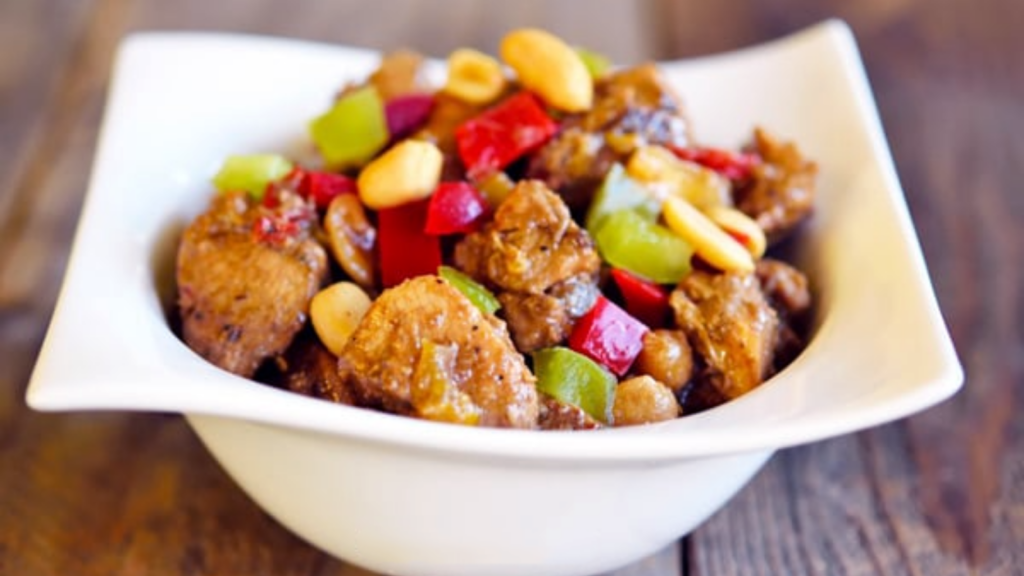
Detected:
left=27, top=20, right=962, bottom=576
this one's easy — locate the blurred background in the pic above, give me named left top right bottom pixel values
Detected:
left=1, top=0, right=1020, bottom=574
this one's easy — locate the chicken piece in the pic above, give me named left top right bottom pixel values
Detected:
left=454, top=180, right=601, bottom=294
left=735, top=128, right=818, bottom=244
left=338, top=276, right=538, bottom=428
left=177, top=190, right=328, bottom=377
left=669, top=269, right=779, bottom=400
left=272, top=331, right=357, bottom=405
left=368, top=50, right=431, bottom=101
left=755, top=258, right=811, bottom=317
left=497, top=274, right=599, bottom=353
left=455, top=181, right=601, bottom=350
left=527, top=64, right=692, bottom=211
left=756, top=258, right=813, bottom=369
left=538, top=394, right=602, bottom=430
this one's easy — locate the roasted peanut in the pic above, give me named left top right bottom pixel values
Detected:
left=627, top=145, right=731, bottom=209
left=634, top=330, right=694, bottom=393
left=663, top=196, right=755, bottom=273
left=310, top=282, right=373, bottom=356
left=357, top=140, right=443, bottom=209
left=612, top=375, right=680, bottom=426
left=323, top=194, right=376, bottom=289
left=705, top=205, right=767, bottom=259
left=444, top=48, right=507, bottom=105
left=499, top=28, right=593, bottom=112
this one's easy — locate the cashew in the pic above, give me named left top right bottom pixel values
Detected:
left=499, top=28, right=593, bottom=112
left=357, top=140, right=443, bottom=209
left=705, top=205, right=767, bottom=259
left=323, top=194, right=377, bottom=289
left=663, top=196, right=754, bottom=273
left=444, top=48, right=507, bottom=105
left=310, top=282, right=373, bottom=356
left=627, top=145, right=731, bottom=209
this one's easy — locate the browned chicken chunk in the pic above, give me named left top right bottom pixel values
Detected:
left=528, top=64, right=693, bottom=211
left=455, top=181, right=601, bottom=350
left=337, top=276, right=538, bottom=428
left=272, top=331, right=357, bottom=405
left=670, top=269, right=779, bottom=400
left=735, top=128, right=818, bottom=244
left=177, top=190, right=328, bottom=377
left=756, top=258, right=813, bottom=369
left=538, top=394, right=602, bottom=430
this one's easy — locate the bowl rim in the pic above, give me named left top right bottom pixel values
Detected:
left=25, top=19, right=963, bottom=463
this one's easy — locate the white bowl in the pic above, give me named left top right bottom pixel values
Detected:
left=27, top=20, right=962, bottom=576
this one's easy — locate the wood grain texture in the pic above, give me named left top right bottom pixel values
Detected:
left=666, top=0, right=1024, bottom=574
left=0, top=0, right=1019, bottom=574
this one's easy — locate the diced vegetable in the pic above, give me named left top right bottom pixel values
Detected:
left=568, top=296, right=649, bottom=376
left=385, top=94, right=435, bottom=140
left=212, top=154, right=294, bottom=201
left=473, top=171, right=516, bottom=207
left=533, top=347, right=617, bottom=424
left=250, top=213, right=300, bottom=245
left=610, top=268, right=670, bottom=329
left=454, top=91, right=559, bottom=179
left=670, top=146, right=760, bottom=180
left=593, top=209, right=693, bottom=284
left=309, top=86, right=389, bottom=169
left=412, top=340, right=481, bottom=425
left=438, top=266, right=501, bottom=315
left=299, top=170, right=357, bottom=210
left=377, top=199, right=442, bottom=287
left=584, top=163, right=660, bottom=234
left=627, top=145, right=731, bottom=210
left=576, top=47, right=611, bottom=79
left=424, top=182, right=490, bottom=235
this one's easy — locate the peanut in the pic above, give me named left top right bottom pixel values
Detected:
left=612, top=375, right=680, bottom=426
left=663, top=196, right=754, bottom=273
left=310, top=282, right=373, bottom=356
left=357, top=140, right=443, bottom=209
left=499, top=28, right=593, bottom=112
left=627, top=145, right=731, bottom=209
left=444, top=48, right=507, bottom=105
left=705, top=205, right=767, bottom=259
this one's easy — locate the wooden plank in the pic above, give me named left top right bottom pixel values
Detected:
left=0, top=0, right=680, bottom=574
left=672, top=0, right=1024, bottom=574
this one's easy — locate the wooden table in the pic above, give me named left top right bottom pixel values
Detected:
left=1, top=0, right=1019, bottom=574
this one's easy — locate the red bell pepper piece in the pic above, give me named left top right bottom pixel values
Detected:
left=385, top=94, right=435, bottom=140
left=377, top=199, right=442, bottom=288
left=454, top=91, right=559, bottom=180
left=609, top=268, right=670, bottom=329
left=424, top=182, right=490, bottom=235
left=670, top=146, right=760, bottom=180
left=568, top=296, right=649, bottom=376
left=299, top=170, right=358, bottom=210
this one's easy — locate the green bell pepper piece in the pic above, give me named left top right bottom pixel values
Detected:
left=211, top=154, right=294, bottom=201
left=594, top=209, right=693, bottom=284
left=585, top=163, right=661, bottom=234
left=533, top=347, right=617, bottom=424
left=439, top=266, right=501, bottom=315
left=576, top=47, right=611, bottom=79
left=309, top=86, right=389, bottom=169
